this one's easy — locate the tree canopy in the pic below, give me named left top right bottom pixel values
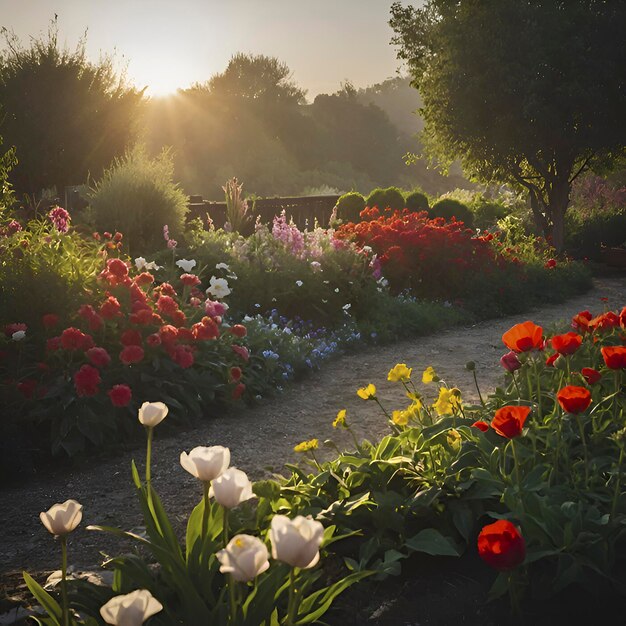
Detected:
left=0, top=20, right=144, bottom=200
left=390, top=0, right=626, bottom=250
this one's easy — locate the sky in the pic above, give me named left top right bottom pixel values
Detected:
left=0, top=0, right=411, bottom=98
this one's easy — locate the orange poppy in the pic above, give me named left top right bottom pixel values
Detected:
left=502, top=321, right=543, bottom=353
left=551, top=332, right=582, bottom=356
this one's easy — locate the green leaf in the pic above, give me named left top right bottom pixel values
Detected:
left=23, top=572, right=62, bottom=625
left=405, top=528, right=460, bottom=557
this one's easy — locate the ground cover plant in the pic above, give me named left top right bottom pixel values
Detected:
left=20, top=303, right=626, bottom=623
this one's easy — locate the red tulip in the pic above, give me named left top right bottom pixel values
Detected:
left=478, top=519, right=525, bottom=571
left=491, top=406, right=531, bottom=438
left=557, top=385, right=592, bottom=414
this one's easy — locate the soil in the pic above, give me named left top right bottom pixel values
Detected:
left=1, top=275, right=625, bottom=624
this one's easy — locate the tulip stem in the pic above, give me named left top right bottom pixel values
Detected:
left=201, top=482, right=210, bottom=542
left=60, top=536, right=69, bottom=626
left=286, top=569, right=299, bottom=626
left=228, top=576, right=237, bottom=624
left=145, top=426, right=153, bottom=488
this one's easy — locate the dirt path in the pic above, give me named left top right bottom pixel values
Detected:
left=2, top=276, right=625, bottom=596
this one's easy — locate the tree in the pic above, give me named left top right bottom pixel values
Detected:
left=0, top=20, right=144, bottom=199
left=391, top=0, right=626, bottom=251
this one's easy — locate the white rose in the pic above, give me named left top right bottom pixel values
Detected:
left=137, top=402, right=169, bottom=428
left=176, top=259, right=197, bottom=272
left=100, top=589, right=163, bottom=626
left=40, top=499, right=83, bottom=536
left=270, top=515, right=324, bottom=569
left=217, top=534, right=270, bottom=582
left=211, top=467, right=253, bottom=509
left=180, top=446, right=230, bottom=482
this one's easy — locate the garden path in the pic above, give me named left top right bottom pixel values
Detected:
left=2, top=275, right=625, bottom=597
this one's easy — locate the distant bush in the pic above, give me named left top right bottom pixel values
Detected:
left=88, top=147, right=188, bottom=254
left=366, top=187, right=405, bottom=211
left=429, top=198, right=474, bottom=228
left=405, top=190, right=429, bottom=212
left=335, top=192, right=366, bottom=223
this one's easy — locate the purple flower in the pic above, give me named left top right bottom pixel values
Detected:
left=48, top=207, right=71, bottom=233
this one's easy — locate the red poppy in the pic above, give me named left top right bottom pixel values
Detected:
left=502, top=321, right=543, bottom=353
left=551, top=332, right=582, bottom=356
left=589, top=312, right=620, bottom=333
left=108, top=384, right=132, bottom=407
left=471, top=421, right=489, bottom=432
left=557, top=385, right=592, bottom=414
left=581, top=367, right=602, bottom=385
left=477, top=519, right=526, bottom=571
left=491, top=405, right=531, bottom=438
left=545, top=353, right=559, bottom=367
left=74, top=364, right=101, bottom=397
left=601, top=346, right=626, bottom=369
left=571, top=310, right=592, bottom=333
left=119, top=345, right=145, bottom=365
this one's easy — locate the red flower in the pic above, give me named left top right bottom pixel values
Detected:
left=170, top=309, right=187, bottom=327
left=158, top=295, right=180, bottom=315
left=477, top=520, right=526, bottom=571
left=4, top=322, right=27, bottom=337
left=134, top=272, right=155, bottom=288
left=471, top=421, right=489, bottom=432
left=86, top=347, right=111, bottom=368
left=572, top=310, right=592, bottom=333
left=42, top=313, right=59, bottom=329
left=499, top=351, right=521, bottom=373
left=229, top=324, right=247, bottom=338
left=154, top=282, right=177, bottom=298
left=232, top=344, right=250, bottom=362
left=601, top=346, right=626, bottom=369
left=230, top=366, right=242, bottom=382
left=46, top=336, right=61, bottom=352
left=170, top=344, right=194, bottom=368
left=108, top=384, right=132, bottom=407
left=129, top=308, right=154, bottom=325
left=120, top=329, right=143, bottom=346
left=545, top=353, right=559, bottom=367
left=60, top=327, right=94, bottom=351
left=119, top=345, right=145, bottom=365
left=589, top=312, right=620, bottom=333
left=232, top=382, right=246, bottom=400
left=17, top=379, right=38, bottom=398
left=146, top=333, right=162, bottom=347
left=544, top=258, right=557, bottom=269
left=100, top=296, right=122, bottom=320
left=106, top=258, right=128, bottom=278
left=581, top=367, right=602, bottom=385
left=74, top=364, right=101, bottom=397
left=491, top=405, right=531, bottom=438
left=159, top=325, right=179, bottom=347
left=502, top=321, right=543, bottom=353
left=551, top=332, right=582, bottom=356
left=180, top=273, right=201, bottom=287
left=193, top=318, right=219, bottom=340
left=557, top=385, right=592, bottom=414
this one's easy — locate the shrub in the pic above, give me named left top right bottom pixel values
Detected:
left=366, top=187, right=405, bottom=211
left=405, top=190, right=429, bottom=212
left=88, top=147, right=188, bottom=255
left=429, top=198, right=474, bottom=228
left=335, top=192, right=366, bottom=223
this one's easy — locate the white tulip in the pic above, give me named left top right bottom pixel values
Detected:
left=270, top=515, right=324, bottom=569
left=12, top=330, right=26, bottom=341
left=180, top=446, right=230, bottom=482
left=176, top=258, right=196, bottom=272
left=211, top=467, right=253, bottom=509
left=40, top=500, right=83, bottom=536
left=137, top=402, right=168, bottom=428
left=216, top=534, right=270, bottom=582
left=206, top=276, right=231, bottom=299
left=100, top=589, right=163, bottom=626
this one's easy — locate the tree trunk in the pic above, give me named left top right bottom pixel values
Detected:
left=548, top=179, right=571, bottom=254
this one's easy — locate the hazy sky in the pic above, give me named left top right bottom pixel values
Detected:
left=0, top=0, right=411, bottom=98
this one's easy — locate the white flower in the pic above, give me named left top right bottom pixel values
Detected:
left=342, top=303, right=351, bottom=311
left=216, top=534, right=270, bottom=582
left=40, top=500, right=82, bottom=536
left=211, top=467, right=254, bottom=509
left=215, top=262, right=230, bottom=270
left=176, top=258, right=197, bottom=272
left=180, top=446, right=230, bottom=482
left=137, top=402, right=168, bottom=428
left=134, top=257, right=161, bottom=271
left=12, top=330, right=26, bottom=341
left=270, top=515, right=324, bottom=569
left=100, top=589, right=163, bottom=626
left=207, top=276, right=231, bottom=299
left=362, top=246, right=373, bottom=254
left=295, top=280, right=303, bottom=287
left=334, top=288, right=339, bottom=293
left=310, top=261, right=322, bottom=272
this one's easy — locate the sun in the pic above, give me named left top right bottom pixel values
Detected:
left=129, top=59, right=188, bottom=97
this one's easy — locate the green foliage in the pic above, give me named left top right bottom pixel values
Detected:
left=0, top=133, right=17, bottom=211
left=390, top=1, right=626, bottom=251
left=88, top=147, right=188, bottom=254
left=0, top=19, right=143, bottom=198
left=429, top=198, right=473, bottom=227
left=335, top=192, right=366, bottom=223
left=404, top=190, right=429, bottom=212
left=365, top=187, right=405, bottom=211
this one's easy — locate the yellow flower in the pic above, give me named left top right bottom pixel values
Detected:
left=392, top=410, right=409, bottom=426
left=422, top=366, right=438, bottom=384
left=449, top=388, right=462, bottom=410
left=387, top=363, right=412, bottom=382
left=356, top=383, right=376, bottom=400
left=333, top=409, right=347, bottom=429
left=405, top=400, right=422, bottom=421
left=293, top=439, right=319, bottom=453
left=433, top=387, right=453, bottom=415
left=447, top=428, right=461, bottom=451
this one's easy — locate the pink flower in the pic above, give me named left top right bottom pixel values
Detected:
left=500, top=351, right=521, bottom=373
left=232, top=344, right=249, bottom=362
